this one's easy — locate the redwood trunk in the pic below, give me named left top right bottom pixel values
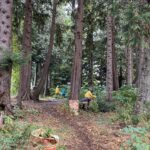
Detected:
left=106, top=15, right=113, bottom=101
left=0, top=0, right=13, bottom=113
left=31, top=0, right=57, bottom=100
left=69, top=0, right=84, bottom=113
left=17, top=0, right=32, bottom=106
left=127, top=47, right=133, bottom=85
left=135, top=40, right=150, bottom=113
left=137, top=41, right=145, bottom=88
left=112, top=18, right=119, bottom=90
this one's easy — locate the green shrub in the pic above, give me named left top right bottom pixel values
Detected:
left=113, top=85, right=137, bottom=104
left=0, top=117, right=34, bottom=149
left=89, top=101, right=99, bottom=112
left=41, top=128, right=53, bottom=138
left=113, top=86, right=138, bottom=125
left=57, top=145, right=67, bottom=150
left=94, top=87, right=115, bottom=112
left=121, top=126, right=150, bottom=150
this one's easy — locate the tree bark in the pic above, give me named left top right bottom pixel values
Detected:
left=137, top=42, right=145, bottom=88
left=119, top=66, right=123, bottom=87
left=0, top=0, right=13, bottom=113
left=112, top=18, right=119, bottom=90
left=135, top=39, right=150, bottom=113
left=69, top=0, right=84, bottom=114
left=86, top=25, right=94, bottom=88
left=127, top=47, right=133, bottom=85
left=31, top=0, right=57, bottom=100
left=106, top=15, right=113, bottom=101
left=17, top=0, right=33, bottom=106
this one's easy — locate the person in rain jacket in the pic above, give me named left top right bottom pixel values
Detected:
left=80, top=89, right=96, bottom=110
left=55, top=86, right=60, bottom=95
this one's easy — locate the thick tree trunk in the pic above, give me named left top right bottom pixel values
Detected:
left=134, top=0, right=150, bottom=114
left=106, top=15, right=113, bottom=101
left=0, top=0, right=13, bottom=113
left=17, top=0, right=32, bottom=106
left=31, top=0, right=57, bottom=100
left=69, top=0, right=84, bottom=114
left=112, top=18, right=119, bottom=90
left=127, top=47, right=133, bottom=85
left=135, top=40, right=150, bottom=113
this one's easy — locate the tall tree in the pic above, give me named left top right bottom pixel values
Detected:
left=0, top=0, right=13, bottom=112
left=127, top=47, right=133, bottom=85
left=135, top=40, right=150, bottom=113
left=69, top=0, right=84, bottom=114
left=112, top=17, right=119, bottom=90
left=31, top=0, right=57, bottom=100
left=106, top=15, right=113, bottom=101
left=134, top=0, right=150, bottom=113
left=17, top=0, right=33, bottom=106
left=137, top=41, right=144, bottom=87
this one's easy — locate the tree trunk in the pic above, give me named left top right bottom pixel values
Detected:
left=112, top=18, right=119, bottom=90
left=135, top=39, right=150, bottom=113
left=134, top=0, right=150, bottom=114
left=31, top=0, right=57, bottom=100
left=0, top=0, right=13, bottom=113
left=119, top=66, right=123, bottom=87
left=17, top=0, right=32, bottom=107
left=137, top=42, right=145, bottom=88
left=86, top=25, right=94, bottom=88
left=106, top=15, right=113, bottom=101
left=69, top=0, right=84, bottom=114
left=127, top=47, right=133, bottom=85
left=88, top=46, right=93, bottom=88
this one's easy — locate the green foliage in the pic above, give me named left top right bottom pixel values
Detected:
left=0, top=51, right=25, bottom=71
left=121, top=126, right=150, bottom=150
left=89, top=101, right=99, bottom=113
left=41, top=128, right=53, bottom=138
left=57, top=145, right=67, bottom=150
left=113, top=86, right=138, bottom=125
left=13, top=106, right=26, bottom=119
left=94, top=86, right=115, bottom=112
left=11, top=67, right=20, bottom=95
left=113, top=85, right=137, bottom=104
left=0, top=116, right=34, bottom=150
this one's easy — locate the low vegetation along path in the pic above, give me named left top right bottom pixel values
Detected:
left=23, top=100, right=129, bottom=150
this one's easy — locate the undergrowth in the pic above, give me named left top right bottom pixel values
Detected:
left=120, top=126, right=150, bottom=150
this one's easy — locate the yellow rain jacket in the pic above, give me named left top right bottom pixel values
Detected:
left=55, top=87, right=60, bottom=94
left=84, top=91, right=96, bottom=99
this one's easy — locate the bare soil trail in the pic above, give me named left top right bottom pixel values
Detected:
left=22, top=100, right=129, bottom=150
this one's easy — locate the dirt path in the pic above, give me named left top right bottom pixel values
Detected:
left=22, top=100, right=129, bottom=150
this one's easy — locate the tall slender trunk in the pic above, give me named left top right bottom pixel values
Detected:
left=137, top=40, right=145, bottom=88
left=127, top=47, right=133, bottom=85
left=0, top=0, right=13, bottom=113
left=88, top=46, right=93, bottom=88
left=69, top=0, right=84, bottom=114
left=106, top=15, right=113, bottom=101
left=31, top=0, right=57, bottom=100
left=86, top=25, right=94, bottom=88
left=112, top=18, right=119, bottom=90
left=119, top=66, right=123, bottom=87
left=17, top=0, right=32, bottom=106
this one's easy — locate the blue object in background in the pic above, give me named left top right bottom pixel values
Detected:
left=61, top=88, right=66, bottom=97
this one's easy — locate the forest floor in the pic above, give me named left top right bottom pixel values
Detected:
left=19, top=99, right=130, bottom=150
